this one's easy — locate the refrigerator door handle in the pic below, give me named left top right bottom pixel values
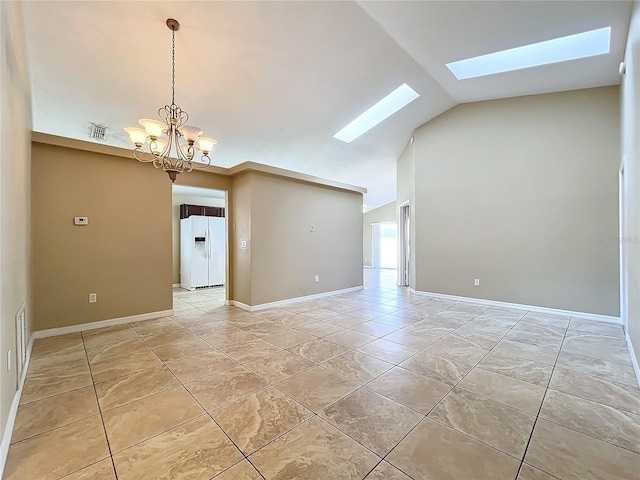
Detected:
left=208, top=228, right=212, bottom=259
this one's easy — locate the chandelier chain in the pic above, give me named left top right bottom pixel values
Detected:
left=171, top=28, right=176, bottom=106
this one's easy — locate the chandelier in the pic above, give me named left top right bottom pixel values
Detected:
left=124, top=19, right=217, bottom=182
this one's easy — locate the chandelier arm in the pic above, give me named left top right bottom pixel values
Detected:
left=132, top=148, right=155, bottom=163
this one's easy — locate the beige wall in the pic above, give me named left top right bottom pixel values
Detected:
left=621, top=1, right=640, bottom=367
left=0, top=0, right=31, bottom=450
left=230, top=173, right=252, bottom=305
left=31, top=143, right=173, bottom=330
left=171, top=193, right=225, bottom=285
left=408, top=87, right=620, bottom=316
left=363, top=201, right=397, bottom=267
left=396, top=140, right=416, bottom=286
left=249, top=172, right=363, bottom=306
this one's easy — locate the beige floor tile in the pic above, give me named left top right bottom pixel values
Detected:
left=94, top=365, right=179, bottom=411
left=525, top=419, right=640, bottom=480
left=382, top=329, right=440, bottom=349
left=302, top=308, right=340, bottom=321
left=173, top=313, right=221, bottom=328
left=225, top=314, right=269, bottom=328
left=350, top=321, right=399, bottom=337
left=256, top=308, right=296, bottom=321
left=82, top=327, right=140, bottom=349
left=453, top=318, right=514, bottom=338
left=276, top=366, right=358, bottom=412
left=214, top=460, right=263, bottom=480
left=556, top=350, right=639, bottom=387
left=21, top=364, right=92, bottom=404
left=165, top=350, right=237, bottom=383
left=151, top=337, right=214, bottom=363
left=131, top=317, right=185, bottom=336
left=504, top=327, right=564, bottom=349
left=185, top=366, right=268, bottom=411
left=294, top=320, right=345, bottom=337
left=212, top=387, right=312, bottom=454
left=4, top=415, right=110, bottom=480
left=244, top=350, right=315, bottom=383
left=511, top=321, right=566, bottom=336
left=517, top=464, right=559, bottom=479
left=90, top=349, right=163, bottom=384
left=320, top=388, right=423, bottom=456
left=493, top=339, right=560, bottom=365
left=27, top=348, right=88, bottom=376
left=262, top=329, right=317, bottom=348
left=249, top=417, right=379, bottom=479
left=113, top=416, right=243, bottom=480
left=260, top=311, right=315, bottom=328
left=142, top=328, right=198, bottom=348
left=387, top=418, right=521, bottom=480
left=288, top=338, right=350, bottom=363
left=561, top=332, right=632, bottom=365
left=520, top=311, right=570, bottom=328
left=86, top=338, right=151, bottom=364
left=540, top=389, right=640, bottom=454
left=549, top=367, right=640, bottom=415
left=356, top=338, right=418, bottom=364
left=428, top=388, right=536, bottom=458
left=103, top=386, right=204, bottom=453
left=33, top=332, right=82, bottom=347
left=324, top=313, right=367, bottom=328
left=12, top=386, right=99, bottom=443
left=219, top=338, right=282, bottom=363
left=478, top=351, right=553, bottom=386
left=364, top=461, right=412, bottom=479
left=31, top=337, right=85, bottom=359
left=457, top=368, right=546, bottom=414
left=400, top=351, right=474, bottom=385
left=322, top=350, right=394, bottom=384
left=425, top=334, right=490, bottom=363
left=200, top=328, right=259, bottom=348
left=187, top=320, right=236, bottom=336
left=404, top=321, right=455, bottom=337
left=366, top=366, right=451, bottom=414
left=82, top=324, right=132, bottom=338
left=60, top=458, right=116, bottom=479
left=323, top=329, right=377, bottom=348
left=568, top=319, right=625, bottom=337
left=240, top=321, right=290, bottom=336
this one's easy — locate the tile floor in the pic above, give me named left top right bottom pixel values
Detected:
left=4, top=269, right=640, bottom=479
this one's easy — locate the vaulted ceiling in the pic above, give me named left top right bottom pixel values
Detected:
left=24, top=1, right=632, bottom=208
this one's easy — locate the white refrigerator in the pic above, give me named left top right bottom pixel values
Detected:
left=180, top=215, right=225, bottom=289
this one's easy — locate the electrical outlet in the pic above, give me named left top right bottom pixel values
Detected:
left=474, top=279, right=480, bottom=286
left=89, top=293, right=97, bottom=303
left=7, top=350, right=11, bottom=372
left=315, top=275, right=319, bottom=283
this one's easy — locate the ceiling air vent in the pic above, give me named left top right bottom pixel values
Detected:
left=90, top=122, right=109, bottom=141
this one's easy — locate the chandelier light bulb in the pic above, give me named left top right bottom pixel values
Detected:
left=180, top=125, right=203, bottom=144
left=139, top=119, right=166, bottom=140
left=124, top=127, right=148, bottom=147
left=150, top=138, right=168, bottom=156
left=198, top=137, right=217, bottom=155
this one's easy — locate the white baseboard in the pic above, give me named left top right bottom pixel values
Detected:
left=0, top=335, right=34, bottom=478
left=32, top=309, right=174, bottom=339
left=230, top=286, right=364, bottom=312
left=172, top=283, right=181, bottom=288
left=410, top=289, right=621, bottom=324
left=626, top=332, right=640, bottom=389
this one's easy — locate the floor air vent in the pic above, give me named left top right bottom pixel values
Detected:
left=15, top=305, right=26, bottom=382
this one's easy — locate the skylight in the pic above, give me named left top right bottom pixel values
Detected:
left=333, top=83, right=420, bottom=143
left=446, top=27, right=611, bottom=80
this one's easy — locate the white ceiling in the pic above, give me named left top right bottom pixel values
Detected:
left=24, top=1, right=631, bottom=209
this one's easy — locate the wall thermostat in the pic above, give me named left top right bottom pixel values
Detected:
left=74, top=217, right=88, bottom=225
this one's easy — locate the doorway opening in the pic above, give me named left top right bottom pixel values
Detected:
left=372, top=222, right=398, bottom=269
left=398, top=201, right=410, bottom=286
left=619, top=156, right=628, bottom=330
left=172, top=185, right=228, bottom=307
